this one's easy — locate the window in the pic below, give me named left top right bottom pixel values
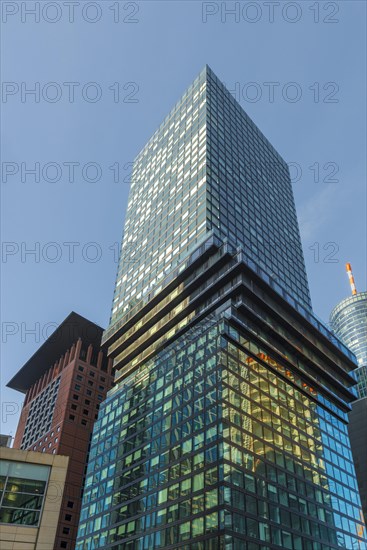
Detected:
left=81, top=419, right=87, bottom=426
left=65, top=514, right=72, bottom=521
left=74, top=384, right=81, bottom=391
left=86, top=390, right=92, bottom=397
left=60, top=542, right=68, bottom=548
left=69, top=415, right=75, bottom=421
left=89, top=371, right=95, bottom=378
left=87, top=381, right=94, bottom=387
left=83, top=409, right=89, bottom=416
left=67, top=501, right=74, bottom=509
left=0, top=460, right=50, bottom=526
left=78, top=366, right=84, bottom=372
left=71, top=404, right=77, bottom=411
left=85, top=399, right=90, bottom=405
left=76, top=375, right=83, bottom=382
left=62, top=527, right=70, bottom=534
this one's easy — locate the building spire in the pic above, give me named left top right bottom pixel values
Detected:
left=346, top=262, right=358, bottom=295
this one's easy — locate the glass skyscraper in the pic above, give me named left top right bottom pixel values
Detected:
left=76, top=67, right=366, bottom=549
left=330, top=290, right=367, bottom=524
left=330, top=292, right=367, bottom=399
left=108, top=66, right=311, bottom=334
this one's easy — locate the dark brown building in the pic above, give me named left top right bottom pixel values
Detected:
left=7, top=312, right=114, bottom=550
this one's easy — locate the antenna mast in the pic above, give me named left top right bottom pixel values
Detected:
left=346, top=263, right=357, bottom=296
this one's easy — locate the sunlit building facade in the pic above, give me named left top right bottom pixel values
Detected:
left=76, top=67, right=366, bottom=549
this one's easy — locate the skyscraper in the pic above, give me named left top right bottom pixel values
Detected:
left=7, top=312, right=114, bottom=550
left=330, top=268, right=367, bottom=523
left=330, top=286, right=367, bottom=399
left=76, top=66, right=366, bottom=549
left=108, top=65, right=311, bottom=335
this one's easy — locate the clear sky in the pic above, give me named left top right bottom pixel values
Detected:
left=1, top=1, right=366, bottom=438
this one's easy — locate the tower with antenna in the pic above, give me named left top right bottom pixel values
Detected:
left=330, top=264, right=367, bottom=523
left=330, top=263, right=367, bottom=373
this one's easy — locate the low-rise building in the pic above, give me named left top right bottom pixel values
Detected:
left=0, top=447, right=68, bottom=550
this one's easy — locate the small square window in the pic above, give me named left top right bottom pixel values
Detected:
left=83, top=409, right=89, bottom=416
left=98, top=385, right=104, bottom=391
left=100, top=376, right=106, bottom=382
left=71, top=404, right=77, bottom=411
left=81, top=419, right=87, bottom=426
left=75, top=384, right=81, bottom=391
left=86, top=390, right=92, bottom=396
left=76, top=374, right=83, bottom=381
left=73, top=394, right=79, bottom=401
left=78, top=366, right=84, bottom=372
left=60, top=542, right=68, bottom=549
left=89, top=371, right=95, bottom=378
left=65, top=514, right=72, bottom=521
left=62, top=527, right=70, bottom=534
left=67, top=501, right=74, bottom=509
left=88, top=380, right=94, bottom=387
left=69, top=415, right=75, bottom=421
left=85, top=399, right=90, bottom=405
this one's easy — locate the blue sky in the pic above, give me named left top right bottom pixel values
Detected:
left=1, top=1, right=366, bottom=437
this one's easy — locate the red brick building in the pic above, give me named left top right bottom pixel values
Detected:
left=7, top=312, right=114, bottom=550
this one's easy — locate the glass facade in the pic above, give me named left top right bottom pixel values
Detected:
left=330, top=292, right=367, bottom=524
left=108, top=66, right=311, bottom=333
left=205, top=69, right=311, bottom=311
left=77, top=239, right=366, bottom=549
left=330, top=292, right=367, bottom=398
left=77, top=306, right=365, bottom=548
left=110, top=69, right=208, bottom=324
left=0, top=460, right=50, bottom=526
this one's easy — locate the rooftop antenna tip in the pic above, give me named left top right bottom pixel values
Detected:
left=345, top=263, right=357, bottom=296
